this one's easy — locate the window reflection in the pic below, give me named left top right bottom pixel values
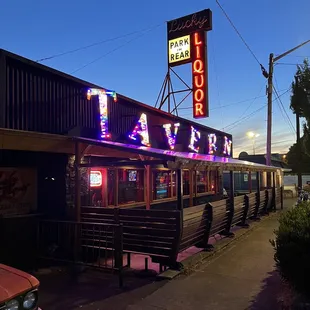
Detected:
left=153, top=170, right=172, bottom=200
left=118, top=169, right=144, bottom=205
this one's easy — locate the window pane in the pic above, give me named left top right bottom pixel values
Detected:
left=153, top=170, right=172, bottom=200
left=118, top=169, right=144, bottom=205
left=210, top=170, right=218, bottom=193
left=172, top=171, right=176, bottom=197
left=183, top=170, right=190, bottom=195
left=107, top=169, right=116, bottom=206
left=196, top=171, right=207, bottom=193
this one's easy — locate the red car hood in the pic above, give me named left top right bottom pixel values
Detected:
left=0, top=264, right=39, bottom=303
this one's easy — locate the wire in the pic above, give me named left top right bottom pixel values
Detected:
left=178, top=93, right=267, bottom=112
left=224, top=105, right=267, bottom=131
left=70, top=25, right=161, bottom=74
left=209, top=34, right=224, bottom=128
left=36, top=23, right=162, bottom=63
left=223, top=84, right=266, bottom=131
left=223, top=88, right=292, bottom=131
left=273, top=76, right=295, bottom=134
left=238, top=84, right=265, bottom=120
left=273, top=84, right=295, bottom=136
left=276, top=62, right=305, bottom=66
left=215, top=0, right=264, bottom=69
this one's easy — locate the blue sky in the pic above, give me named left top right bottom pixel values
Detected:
left=1, top=0, right=309, bottom=157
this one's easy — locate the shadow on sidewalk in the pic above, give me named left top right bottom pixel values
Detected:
left=38, top=267, right=167, bottom=310
left=249, top=270, right=283, bottom=310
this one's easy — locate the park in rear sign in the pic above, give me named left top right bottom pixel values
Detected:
left=168, top=35, right=191, bottom=66
left=167, top=9, right=212, bottom=119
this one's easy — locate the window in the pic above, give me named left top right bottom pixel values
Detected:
left=107, top=169, right=116, bottom=206
left=183, top=170, right=190, bottom=196
left=196, top=171, right=207, bottom=193
left=172, top=171, right=176, bottom=197
left=209, top=170, right=219, bottom=193
left=118, top=169, right=144, bottom=205
left=153, top=170, right=172, bottom=200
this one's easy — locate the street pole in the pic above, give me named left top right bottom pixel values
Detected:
left=296, top=111, right=302, bottom=189
left=265, top=40, right=310, bottom=166
left=295, top=76, right=302, bottom=190
left=266, top=53, right=274, bottom=166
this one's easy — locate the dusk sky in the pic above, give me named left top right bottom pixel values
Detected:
left=1, top=0, right=309, bottom=157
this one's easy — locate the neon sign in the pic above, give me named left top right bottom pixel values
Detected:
left=128, top=113, right=151, bottom=146
left=90, top=170, right=102, bottom=187
left=163, top=123, right=180, bottom=150
left=167, top=9, right=212, bottom=40
left=87, top=88, right=117, bottom=139
left=188, top=126, right=201, bottom=153
left=208, top=133, right=217, bottom=155
left=223, top=136, right=232, bottom=156
left=192, top=32, right=208, bottom=119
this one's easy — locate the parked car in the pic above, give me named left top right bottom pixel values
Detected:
left=0, top=264, right=41, bottom=310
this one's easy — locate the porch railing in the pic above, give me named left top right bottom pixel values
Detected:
left=37, top=220, right=123, bottom=287
left=80, top=186, right=284, bottom=269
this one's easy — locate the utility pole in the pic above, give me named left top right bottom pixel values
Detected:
left=295, top=76, right=302, bottom=190
left=266, top=53, right=274, bottom=166
left=265, top=40, right=310, bottom=166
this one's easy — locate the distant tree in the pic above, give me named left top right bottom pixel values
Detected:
left=286, top=136, right=310, bottom=173
left=290, top=58, right=310, bottom=156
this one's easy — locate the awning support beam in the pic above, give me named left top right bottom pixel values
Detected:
left=79, top=160, right=167, bottom=168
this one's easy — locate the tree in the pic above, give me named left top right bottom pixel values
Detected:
left=290, top=59, right=310, bottom=156
left=286, top=136, right=310, bottom=173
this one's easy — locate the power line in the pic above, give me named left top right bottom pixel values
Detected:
left=215, top=0, right=266, bottom=73
left=238, top=84, right=265, bottom=119
left=209, top=34, right=224, bottom=128
left=36, top=23, right=162, bottom=63
left=178, top=93, right=267, bottom=112
left=224, top=105, right=267, bottom=131
left=273, top=75, right=295, bottom=135
left=273, top=85, right=295, bottom=135
left=223, top=88, right=292, bottom=131
left=71, top=25, right=160, bottom=74
left=276, top=62, right=305, bottom=66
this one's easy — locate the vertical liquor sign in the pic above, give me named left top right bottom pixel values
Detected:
left=167, top=9, right=212, bottom=119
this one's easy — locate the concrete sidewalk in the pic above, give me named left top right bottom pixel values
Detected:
left=126, top=199, right=295, bottom=310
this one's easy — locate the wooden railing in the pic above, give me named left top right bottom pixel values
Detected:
left=79, top=186, right=284, bottom=269
left=37, top=219, right=124, bottom=287
left=81, top=207, right=181, bottom=268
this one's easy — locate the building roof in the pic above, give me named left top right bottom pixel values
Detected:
left=238, top=153, right=289, bottom=169
left=0, top=48, right=230, bottom=138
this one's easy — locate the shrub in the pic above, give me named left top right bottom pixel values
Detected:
left=303, top=184, right=310, bottom=192
left=271, top=202, right=310, bottom=295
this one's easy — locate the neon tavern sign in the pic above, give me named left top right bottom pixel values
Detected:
left=128, top=113, right=151, bottom=146
left=86, top=88, right=117, bottom=139
left=163, top=123, right=180, bottom=150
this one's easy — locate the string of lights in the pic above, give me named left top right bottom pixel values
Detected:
left=36, top=23, right=163, bottom=63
